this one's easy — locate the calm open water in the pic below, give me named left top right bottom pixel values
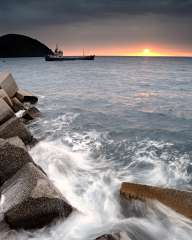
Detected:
left=0, top=57, right=192, bottom=240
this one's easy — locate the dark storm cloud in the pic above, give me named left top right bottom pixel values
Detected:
left=1, top=0, right=192, bottom=27
left=1, top=0, right=192, bottom=54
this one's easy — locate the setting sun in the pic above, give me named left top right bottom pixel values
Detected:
left=143, top=48, right=151, bottom=55
left=132, top=47, right=163, bottom=57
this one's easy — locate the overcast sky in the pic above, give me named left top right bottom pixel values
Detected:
left=1, top=0, right=192, bottom=55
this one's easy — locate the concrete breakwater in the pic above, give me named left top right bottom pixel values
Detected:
left=120, top=182, right=192, bottom=220
left=0, top=72, right=117, bottom=240
left=0, top=72, right=72, bottom=231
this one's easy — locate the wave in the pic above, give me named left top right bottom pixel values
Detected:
left=1, top=112, right=192, bottom=239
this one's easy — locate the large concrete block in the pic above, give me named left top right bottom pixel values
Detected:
left=0, top=137, right=33, bottom=186
left=16, top=88, right=38, bottom=104
left=120, top=182, right=192, bottom=220
left=0, top=116, right=33, bottom=144
left=1, top=163, right=73, bottom=229
left=0, top=98, right=14, bottom=125
left=11, top=97, right=25, bottom=112
left=0, top=72, right=18, bottom=98
left=0, top=89, right=13, bottom=107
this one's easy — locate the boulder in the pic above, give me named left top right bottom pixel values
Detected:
left=11, top=97, right=25, bottom=112
left=22, top=107, right=41, bottom=121
left=0, top=98, right=14, bottom=125
left=16, top=88, right=38, bottom=104
left=0, top=72, right=18, bottom=98
left=0, top=137, right=33, bottom=186
left=0, top=116, right=33, bottom=144
left=2, top=163, right=72, bottom=229
left=120, top=182, right=192, bottom=220
left=0, top=89, right=13, bottom=107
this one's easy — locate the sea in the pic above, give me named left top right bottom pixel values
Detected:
left=0, top=57, right=192, bottom=240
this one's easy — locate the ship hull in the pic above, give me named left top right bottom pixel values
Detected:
left=45, top=55, right=95, bottom=61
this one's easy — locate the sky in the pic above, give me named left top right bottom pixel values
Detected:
left=0, top=0, right=192, bottom=56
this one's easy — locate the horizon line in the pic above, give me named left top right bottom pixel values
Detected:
left=94, top=55, right=192, bottom=58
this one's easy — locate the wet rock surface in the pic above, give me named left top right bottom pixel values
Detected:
left=0, top=117, right=33, bottom=144
left=11, top=97, right=25, bottom=112
left=0, top=137, right=33, bottom=186
left=0, top=99, right=14, bottom=125
left=0, top=89, right=13, bottom=107
left=2, top=163, right=72, bottom=229
left=120, top=182, right=192, bottom=220
left=16, top=88, right=38, bottom=104
left=0, top=72, right=72, bottom=231
left=22, top=107, right=41, bottom=122
left=0, top=72, right=18, bottom=98
left=5, top=197, right=71, bottom=230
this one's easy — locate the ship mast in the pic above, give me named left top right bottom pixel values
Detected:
left=55, top=44, right=59, bottom=53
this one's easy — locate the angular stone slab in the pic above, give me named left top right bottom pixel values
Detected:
left=16, top=88, right=38, bottom=104
left=2, top=163, right=72, bottom=229
left=0, top=89, right=13, bottom=107
left=0, top=72, right=18, bottom=98
left=0, top=116, right=33, bottom=144
left=0, top=137, right=33, bottom=186
left=4, top=136, right=27, bottom=150
left=22, top=107, right=41, bottom=121
left=120, top=182, right=192, bottom=220
left=11, top=97, right=25, bottom=112
left=0, top=98, right=14, bottom=125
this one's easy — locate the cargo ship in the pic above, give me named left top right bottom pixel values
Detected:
left=45, top=45, right=95, bottom=61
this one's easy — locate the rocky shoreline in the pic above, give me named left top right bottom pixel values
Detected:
left=0, top=72, right=118, bottom=239
left=0, top=72, right=191, bottom=240
left=0, top=72, right=73, bottom=230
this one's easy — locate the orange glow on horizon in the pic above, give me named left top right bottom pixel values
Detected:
left=55, top=44, right=192, bottom=57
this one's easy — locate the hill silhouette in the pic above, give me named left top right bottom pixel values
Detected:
left=0, top=34, right=53, bottom=57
